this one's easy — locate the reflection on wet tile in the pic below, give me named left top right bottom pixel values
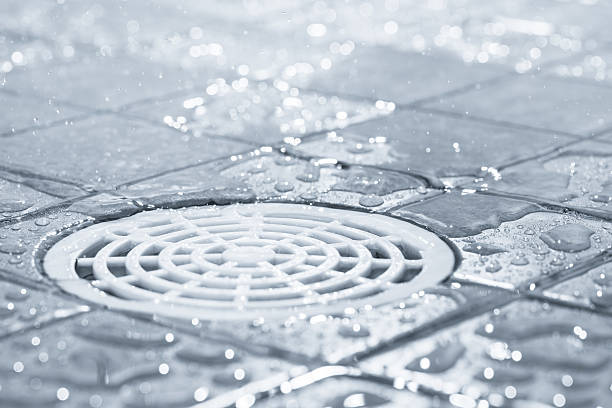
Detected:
left=256, top=375, right=432, bottom=408
left=361, top=299, right=612, bottom=408
left=0, top=280, right=87, bottom=339
left=127, top=83, right=392, bottom=145
left=446, top=210, right=611, bottom=287
left=532, top=140, right=612, bottom=208
left=2, top=54, right=219, bottom=110
left=158, top=287, right=461, bottom=365
left=0, top=177, right=64, bottom=221
left=0, top=115, right=250, bottom=189
left=218, top=150, right=438, bottom=210
left=423, top=74, right=612, bottom=136
left=540, top=260, right=612, bottom=312
left=0, top=309, right=296, bottom=407
left=0, top=211, right=92, bottom=282
left=549, top=46, right=612, bottom=85
left=393, top=192, right=540, bottom=238
left=466, top=160, right=576, bottom=203
left=293, top=110, right=574, bottom=177
left=295, top=46, right=506, bottom=104
left=0, top=91, right=85, bottom=136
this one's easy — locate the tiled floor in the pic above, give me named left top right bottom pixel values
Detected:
left=2, top=1, right=612, bottom=407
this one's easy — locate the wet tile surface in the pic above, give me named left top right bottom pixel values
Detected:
left=0, top=90, right=85, bottom=137
left=2, top=1, right=612, bottom=407
left=1, top=115, right=250, bottom=189
left=294, top=46, right=508, bottom=104
left=292, top=109, right=574, bottom=177
left=126, top=85, right=391, bottom=145
left=422, top=74, right=612, bottom=136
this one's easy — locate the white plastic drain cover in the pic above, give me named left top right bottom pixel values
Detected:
left=44, top=204, right=455, bottom=320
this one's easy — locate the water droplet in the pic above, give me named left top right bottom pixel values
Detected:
left=485, top=260, right=502, bottom=273
left=511, top=255, right=529, bottom=266
left=249, top=165, right=267, bottom=174
left=591, top=271, right=612, bottom=286
left=326, top=392, right=389, bottom=408
left=590, top=287, right=612, bottom=308
left=8, top=256, right=23, bottom=265
left=0, top=243, right=27, bottom=255
left=274, top=156, right=296, bottom=166
left=34, top=218, right=50, bottom=227
left=296, top=166, right=320, bottom=183
left=338, top=322, right=370, bottom=338
left=533, top=245, right=550, bottom=255
left=274, top=181, right=294, bottom=193
left=540, top=224, right=594, bottom=252
left=405, top=341, right=465, bottom=373
left=299, top=192, right=318, bottom=201
left=359, top=195, right=384, bottom=207
left=346, top=143, right=373, bottom=154
left=463, top=242, right=507, bottom=256
left=0, top=199, right=32, bottom=213
left=213, top=368, right=249, bottom=385
left=5, top=288, right=29, bottom=301
left=590, top=193, right=612, bottom=203
left=475, top=365, right=533, bottom=384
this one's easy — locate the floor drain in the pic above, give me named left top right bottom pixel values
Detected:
left=44, top=203, right=455, bottom=320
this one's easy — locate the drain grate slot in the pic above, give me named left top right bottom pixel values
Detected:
left=45, top=204, right=455, bottom=320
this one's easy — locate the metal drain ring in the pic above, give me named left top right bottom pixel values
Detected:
left=44, top=204, right=455, bottom=320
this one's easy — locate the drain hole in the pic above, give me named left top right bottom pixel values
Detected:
left=108, top=264, right=128, bottom=277
left=396, top=268, right=421, bottom=284
left=141, top=245, right=163, bottom=256
left=397, top=242, right=422, bottom=260
left=317, top=280, right=359, bottom=294
left=78, top=238, right=111, bottom=259
left=139, top=261, right=159, bottom=272
left=76, top=262, right=94, bottom=280
left=183, top=213, right=221, bottom=221
left=341, top=220, right=387, bottom=238
left=111, top=242, right=136, bottom=258
left=265, top=212, right=334, bottom=223
left=365, top=266, right=387, bottom=280
left=326, top=225, right=368, bottom=241
left=164, top=231, right=200, bottom=243
left=366, top=245, right=389, bottom=260
left=194, top=218, right=240, bottom=227
left=141, top=218, right=173, bottom=228
left=148, top=225, right=183, bottom=236
left=335, top=259, right=357, bottom=273
left=262, top=224, right=305, bottom=235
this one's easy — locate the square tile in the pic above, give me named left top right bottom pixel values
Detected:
left=470, top=139, right=612, bottom=205
left=0, top=115, right=250, bottom=189
left=293, top=109, right=574, bottom=177
left=0, top=309, right=297, bottom=407
left=423, top=74, right=612, bottom=136
left=2, top=54, right=220, bottom=110
left=127, top=82, right=391, bottom=145
left=298, top=46, right=507, bottom=104
left=361, top=299, right=612, bottom=408
left=0, top=90, right=85, bottom=136
left=217, top=150, right=437, bottom=210
left=395, top=193, right=611, bottom=287
left=0, top=176, right=65, bottom=221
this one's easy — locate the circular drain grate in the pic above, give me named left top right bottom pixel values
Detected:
left=44, top=204, right=455, bottom=320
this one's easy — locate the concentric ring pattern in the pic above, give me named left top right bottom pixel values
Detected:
left=44, top=204, right=455, bottom=320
